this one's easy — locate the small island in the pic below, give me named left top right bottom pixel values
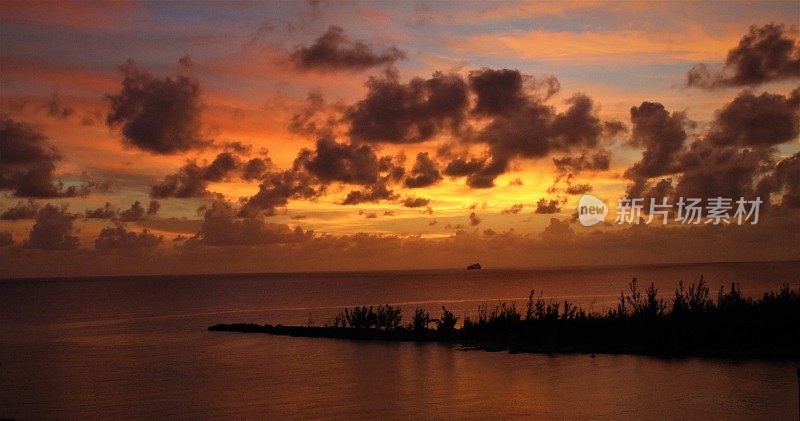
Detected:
left=209, top=278, right=800, bottom=359
left=466, top=263, right=482, bottom=270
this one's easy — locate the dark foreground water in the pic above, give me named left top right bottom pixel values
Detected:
left=1, top=261, right=798, bottom=419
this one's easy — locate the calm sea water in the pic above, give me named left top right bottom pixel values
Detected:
left=1, top=261, right=798, bottom=419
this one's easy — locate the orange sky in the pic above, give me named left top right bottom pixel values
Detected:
left=1, top=1, right=798, bottom=277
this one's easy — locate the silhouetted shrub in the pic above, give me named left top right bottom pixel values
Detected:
left=437, top=306, right=458, bottom=332
left=411, top=308, right=432, bottom=331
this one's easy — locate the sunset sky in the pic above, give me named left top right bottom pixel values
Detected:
left=1, top=0, right=798, bottom=277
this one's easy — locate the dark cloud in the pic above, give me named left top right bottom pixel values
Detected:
left=553, top=150, right=611, bottom=174
left=95, top=224, right=162, bottom=250
left=24, top=204, right=79, bottom=250
left=106, top=59, right=209, bottom=154
left=401, top=196, right=429, bottom=208
left=297, top=137, right=384, bottom=184
left=686, top=23, right=800, bottom=89
left=623, top=102, right=690, bottom=196
left=0, top=116, right=76, bottom=198
left=542, top=217, right=573, bottom=237
left=337, top=68, right=613, bottom=188
left=603, top=120, right=628, bottom=137
left=404, top=152, right=441, bottom=188
left=242, top=157, right=271, bottom=181
left=290, top=25, right=406, bottom=71
left=360, top=211, right=378, bottom=219
left=151, top=162, right=208, bottom=198
left=118, top=200, right=159, bottom=222
left=347, top=71, right=469, bottom=143
left=501, top=203, right=523, bottom=214
left=705, top=89, right=800, bottom=147
left=672, top=142, right=770, bottom=201
left=1, top=200, right=40, bottom=220
left=85, top=202, right=117, bottom=219
left=342, top=181, right=396, bottom=205
left=195, top=200, right=313, bottom=246
left=223, top=141, right=252, bottom=155
left=566, top=184, right=593, bottom=195
left=240, top=169, right=320, bottom=216
left=0, top=231, right=13, bottom=247
left=469, top=212, right=481, bottom=226
left=147, top=200, right=160, bottom=216
left=289, top=91, right=338, bottom=138
left=469, top=70, right=600, bottom=156
left=535, top=199, right=561, bottom=214
left=624, top=89, right=799, bottom=205
left=204, top=152, right=239, bottom=182
left=460, top=69, right=608, bottom=187
left=138, top=217, right=202, bottom=234
left=764, top=152, right=800, bottom=208
left=242, top=137, right=407, bottom=211
left=469, top=68, right=531, bottom=116
left=443, top=157, right=487, bottom=177
left=151, top=152, right=242, bottom=198
left=443, top=157, right=507, bottom=188
left=45, top=92, right=74, bottom=119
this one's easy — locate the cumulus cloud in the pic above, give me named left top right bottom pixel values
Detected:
left=566, top=184, right=593, bottom=195
left=95, top=224, right=162, bottom=250
left=0, top=231, right=13, bottom=247
left=442, top=157, right=507, bottom=188
left=118, top=200, right=160, bottom=222
left=240, top=169, right=320, bottom=216
left=553, top=150, right=611, bottom=174
left=194, top=200, right=313, bottom=245
left=106, top=59, right=210, bottom=154
left=44, top=92, right=74, bottom=119
left=290, top=26, right=405, bottom=72
left=401, top=196, right=430, bottom=208
left=85, top=202, right=117, bottom=219
left=469, top=212, right=481, bottom=226
left=290, top=26, right=406, bottom=72
left=446, top=69, right=610, bottom=187
left=241, top=157, right=271, bottom=181
left=150, top=152, right=243, bottom=198
left=342, top=181, right=396, bottom=205
left=297, top=137, right=386, bottom=185
left=223, top=141, right=252, bottom=155
left=237, top=137, right=406, bottom=210
left=290, top=25, right=406, bottom=71
left=23, top=203, right=79, bottom=250
left=501, top=203, right=524, bottom=214
left=623, top=102, right=690, bottom=195
left=1, top=200, right=40, bottom=220
left=763, top=152, right=800, bottom=208
left=288, top=91, right=338, bottom=138
left=0, top=116, right=76, bottom=198
left=623, top=89, right=800, bottom=207
left=686, top=23, right=800, bottom=89
left=535, top=198, right=561, bottom=214
left=347, top=71, right=469, bottom=143
left=705, top=89, right=800, bottom=147
left=404, top=152, right=441, bottom=188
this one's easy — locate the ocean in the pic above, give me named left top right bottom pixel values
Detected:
left=1, top=261, right=798, bottom=419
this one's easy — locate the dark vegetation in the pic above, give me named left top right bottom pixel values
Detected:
left=209, top=277, right=800, bottom=359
